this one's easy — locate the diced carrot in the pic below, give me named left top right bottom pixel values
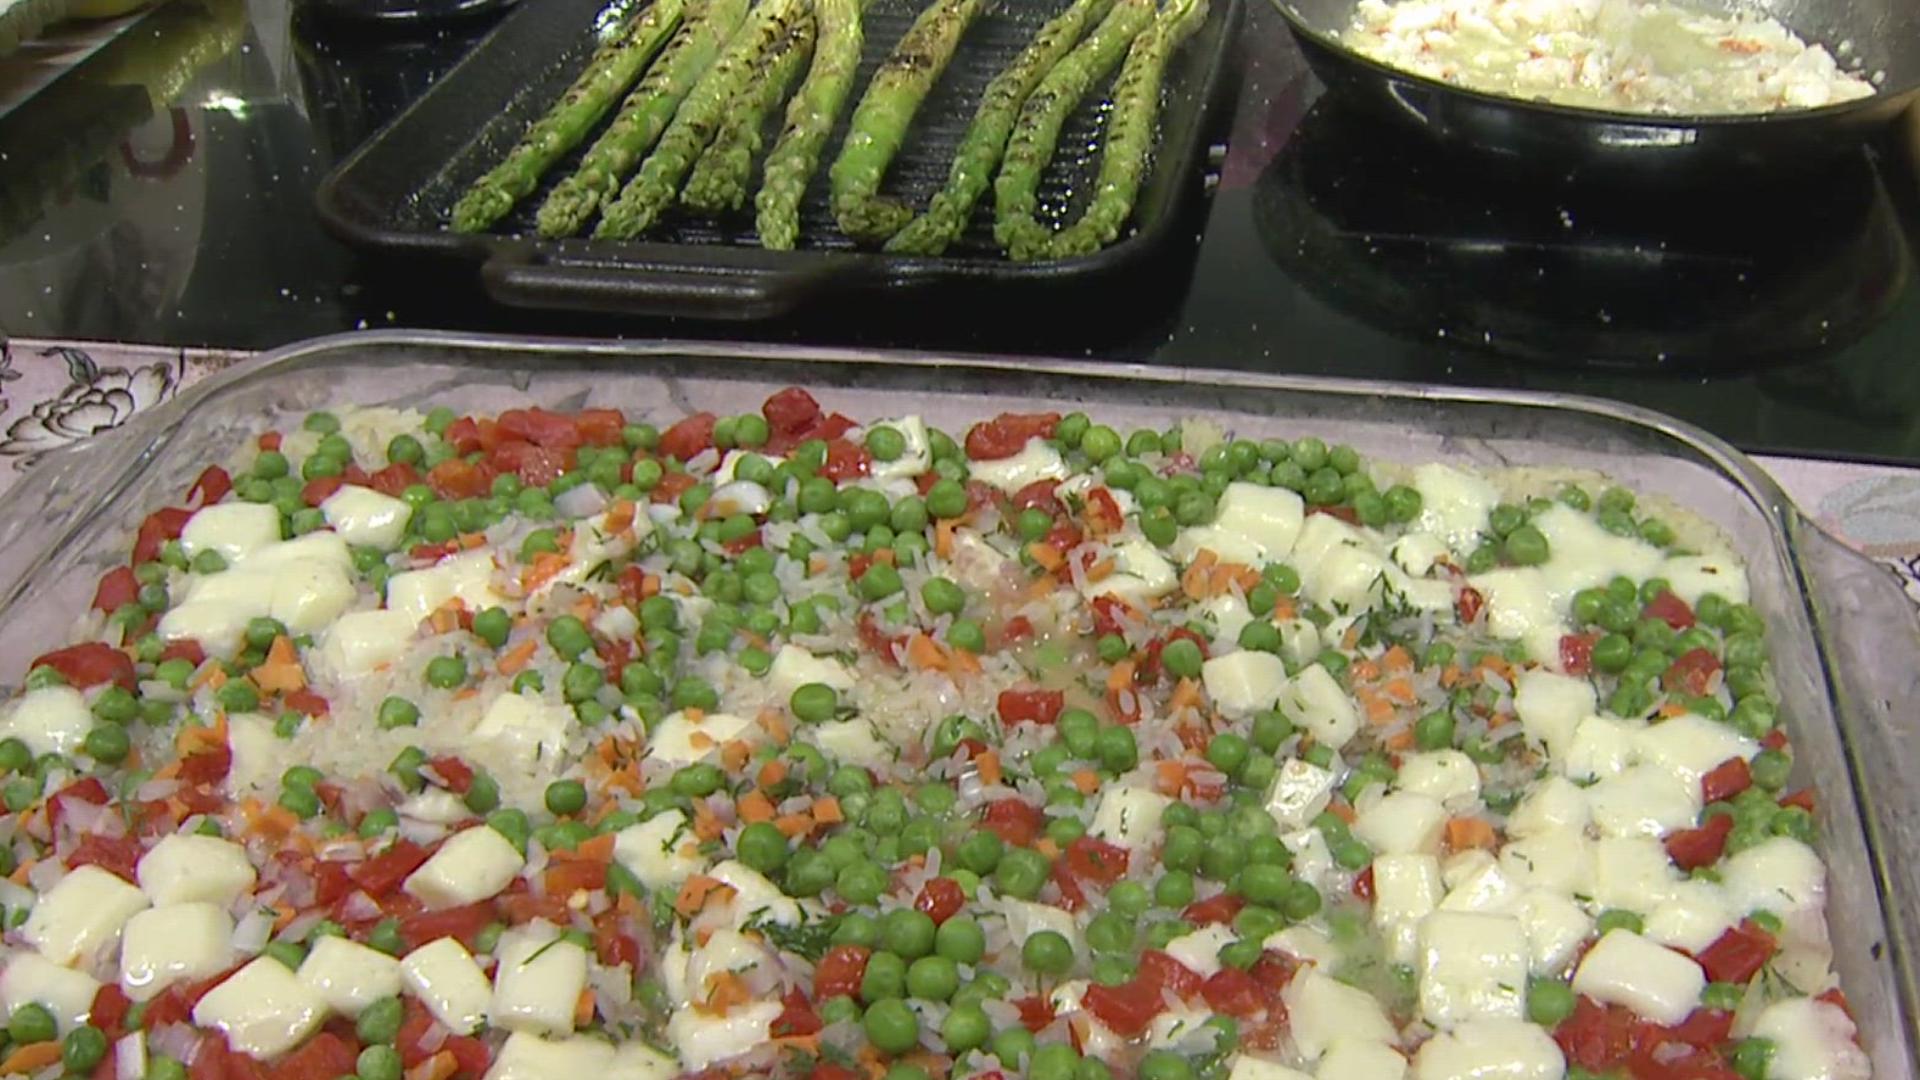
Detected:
left=638, top=572, right=661, bottom=599
left=811, top=796, right=843, bottom=825
left=976, top=750, right=1002, bottom=787
left=405, top=1051, right=460, bottom=1080
left=497, top=639, right=539, bottom=675
left=1027, top=543, right=1065, bottom=572
left=1106, top=661, right=1136, bottom=694
left=605, top=499, right=636, bottom=535
left=759, top=707, right=791, bottom=747
left=7, top=860, right=33, bottom=886
left=688, top=731, right=717, bottom=751
left=692, top=801, right=724, bottom=841
left=757, top=759, right=789, bottom=790
left=1358, top=689, right=1396, bottom=725
left=575, top=988, right=596, bottom=1027
left=675, top=876, right=728, bottom=917
left=1439, top=664, right=1464, bottom=688
left=1385, top=729, right=1417, bottom=751
left=721, top=740, right=751, bottom=772
left=737, top=790, right=777, bottom=823
left=552, top=832, right=616, bottom=864
left=935, top=519, right=957, bottom=558
left=872, top=549, right=896, bottom=567
left=247, top=802, right=299, bottom=840
left=429, top=604, right=460, bottom=635
left=1446, top=817, right=1499, bottom=852
left=520, top=549, right=570, bottom=592
left=1168, top=677, right=1204, bottom=714
left=1382, top=645, right=1414, bottom=673
left=950, top=648, right=983, bottom=676
left=704, top=971, right=751, bottom=1012
left=810, top=555, right=828, bottom=575
left=1487, top=711, right=1513, bottom=729
left=1083, top=558, right=1115, bottom=583
left=1477, top=655, right=1514, bottom=682
left=1035, top=838, right=1061, bottom=858
left=1272, top=595, right=1296, bottom=620
left=271, top=903, right=298, bottom=931
left=0, top=1042, right=64, bottom=1073
left=606, top=763, right=645, bottom=796
left=1349, top=658, right=1381, bottom=683
left=1657, top=701, right=1689, bottom=718
left=906, top=634, right=949, bottom=672
left=1071, top=770, right=1100, bottom=795
left=1155, top=760, right=1188, bottom=796
left=460, top=532, right=488, bottom=550
left=192, top=662, right=226, bottom=691
left=775, top=813, right=814, bottom=838
left=1326, top=801, right=1357, bottom=824
left=1341, top=624, right=1362, bottom=650
left=1180, top=550, right=1218, bottom=599
left=1382, top=677, right=1417, bottom=706
left=251, top=635, right=307, bottom=694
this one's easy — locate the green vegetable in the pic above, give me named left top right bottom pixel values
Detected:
left=680, top=10, right=818, bottom=214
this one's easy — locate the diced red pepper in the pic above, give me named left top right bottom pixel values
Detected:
left=658, top=412, right=718, bottom=462
left=443, top=417, right=484, bottom=455
left=762, top=388, right=823, bottom=444
left=68, top=834, right=142, bottom=883
left=813, top=945, right=871, bottom=1001
left=187, top=466, right=232, bottom=508
left=1663, top=648, right=1722, bottom=695
left=1352, top=864, right=1376, bottom=902
left=965, top=412, right=1060, bottom=461
left=722, top=529, right=763, bottom=555
left=1644, top=590, right=1696, bottom=630
left=1761, top=729, right=1789, bottom=752
left=284, top=689, right=331, bottom=717
left=399, top=901, right=495, bottom=951
left=913, top=878, right=965, bottom=925
left=1008, top=480, right=1062, bottom=516
left=426, top=458, right=494, bottom=500
left=573, top=408, right=627, bottom=447
left=1780, top=788, right=1817, bottom=812
left=89, top=983, right=132, bottom=1038
left=1665, top=814, right=1734, bottom=871
left=1248, top=950, right=1300, bottom=994
left=274, top=1032, right=360, bottom=1080
left=1139, top=949, right=1204, bottom=1000
left=258, top=432, right=282, bottom=452
left=30, top=642, right=136, bottom=691
left=811, top=1066, right=865, bottom=1080
left=1063, top=836, right=1130, bottom=886
left=1695, top=920, right=1777, bottom=984
left=349, top=841, right=432, bottom=897
left=1083, top=978, right=1162, bottom=1037
left=997, top=688, right=1065, bottom=726
left=1013, top=994, right=1057, bottom=1032
left=1559, top=633, right=1596, bottom=675
left=772, top=988, right=823, bottom=1038
left=1201, top=967, right=1271, bottom=1019
left=367, top=461, right=420, bottom=497
left=47, top=777, right=110, bottom=832
left=176, top=746, right=232, bottom=787
left=1456, top=586, right=1485, bottom=624
left=1183, top=892, right=1245, bottom=926
left=820, top=439, right=872, bottom=483
left=593, top=915, right=639, bottom=969
left=1700, top=758, right=1753, bottom=804
left=1084, top=487, right=1123, bottom=533
left=1555, top=997, right=1639, bottom=1072
left=443, top=1035, right=491, bottom=1076
left=92, top=566, right=139, bottom=613
left=301, top=475, right=347, bottom=507
left=427, top=756, right=475, bottom=795
left=979, top=799, right=1046, bottom=848
left=489, top=440, right=569, bottom=487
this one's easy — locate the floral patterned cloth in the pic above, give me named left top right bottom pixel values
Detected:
left=1, top=336, right=1917, bottom=603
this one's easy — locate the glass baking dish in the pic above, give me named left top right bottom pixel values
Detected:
left=0, top=330, right=1913, bottom=1074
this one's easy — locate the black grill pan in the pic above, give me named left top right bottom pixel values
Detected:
left=314, top=0, right=1244, bottom=320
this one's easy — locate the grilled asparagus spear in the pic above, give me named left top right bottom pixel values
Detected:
left=680, top=9, right=816, bottom=216
left=884, top=0, right=1116, bottom=256
left=597, top=0, right=810, bottom=239
left=451, top=0, right=686, bottom=233
left=1047, top=0, right=1207, bottom=258
left=536, top=0, right=749, bottom=238
left=753, top=0, right=864, bottom=250
left=992, top=0, right=1154, bottom=260
left=828, top=0, right=986, bottom=243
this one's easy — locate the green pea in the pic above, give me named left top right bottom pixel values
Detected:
left=957, top=830, right=1003, bottom=875
left=216, top=680, right=259, bottom=714
left=838, top=861, right=889, bottom=905
left=934, top=915, right=986, bottom=965
left=1527, top=979, right=1577, bottom=1026
left=1731, top=1038, right=1774, bottom=1080
left=1155, top=870, right=1196, bottom=908
left=376, top=696, right=420, bottom=730
left=1022, top=930, right=1074, bottom=975
left=670, top=763, right=724, bottom=798
left=545, top=615, right=592, bottom=660
left=790, top=683, right=839, bottom=724
left=1139, top=1050, right=1192, bottom=1080
left=942, top=1002, right=991, bottom=1053
left=863, top=998, right=919, bottom=1054
left=1503, top=524, right=1551, bottom=566
left=61, top=1024, right=108, bottom=1072
left=993, top=1027, right=1036, bottom=1068
left=995, top=848, right=1051, bottom=900
left=1206, top=732, right=1250, bottom=777
left=357, top=1043, right=404, bottom=1080
left=423, top=654, right=467, bottom=689
left=947, top=620, right=986, bottom=654
left=83, top=725, right=130, bottom=764
left=1097, top=726, right=1138, bottom=772
left=1595, top=909, right=1644, bottom=935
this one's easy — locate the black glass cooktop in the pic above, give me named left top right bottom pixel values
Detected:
left=2, top=0, right=1917, bottom=461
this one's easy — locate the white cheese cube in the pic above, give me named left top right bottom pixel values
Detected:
left=609, top=1041, right=681, bottom=1080
left=1283, top=968, right=1397, bottom=1061
left=1163, top=925, right=1235, bottom=979
left=491, top=932, right=588, bottom=1036
left=1289, top=513, right=1369, bottom=577
left=1093, top=539, right=1181, bottom=605
left=1182, top=483, right=1305, bottom=565
left=1498, top=830, right=1594, bottom=896
left=1439, top=851, right=1523, bottom=914
left=1263, top=759, right=1337, bottom=831
left=400, top=938, right=490, bottom=1034
left=1, top=953, right=100, bottom=1032
left=403, top=826, right=526, bottom=909
left=968, top=438, right=1068, bottom=493
left=681, top=929, right=772, bottom=1001
left=191, top=956, right=328, bottom=1059
left=646, top=710, right=752, bottom=767
left=1660, top=554, right=1750, bottom=608
left=1354, top=791, right=1448, bottom=855
left=1, top=687, right=93, bottom=757
left=1505, top=776, right=1591, bottom=838
left=1587, top=764, right=1701, bottom=839
left=266, top=562, right=358, bottom=636
left=1590, top=838, right=1682, bottom=914
left=1412, top=1019, right=1565, bottom=1080
left=485, top=1030, right=616, bottom=1079
left=313, top=610, right=417, bottom=681
left=1513, top=669, right=1596, bottom=761
left=1279, top=617, right=1322, bottom=667
left=1262, top=926, right=1340, bottom=970
left=1225, top=1057, right=1312, bottom=1080
left=1635, top=714, right=1758, bottom=793
left=1720, top=837, right=1826, bottom=924
left=867, top=416, right=931, bottom=482
left=613, top=811, right=706, bottom=892
left=398, top=789, right=473, bottom=825
left=320, top=487, right=411, bottom=550
left=1309, top=543, right=1395, bottom=615
left=1282, top=664, right=1360, bottom=748
left=470, top=693, right=573, bottom=769
left=1001, top=899, right=1083, bottom=959
left=1089, top=787, right=1172, bottom=849
left=1318, top=1039, right=1408, bottom=1080
left=223, top=712, right=281, bottom=795
left=1417, top=911, right=1528, bottom=1028
left=1395, top=751, right=1482, bottom=812
left=1146, top=1004, right=1213, bottom=1049
left=1374, top=854, right=1445, bottom=926
left=1412, top=464, right=1498, bottom=551
left=1514, top=889, right=1594, bottom=976
left=1391, top=532, right=1450, bottom=577
left=812, top=719, right=894, bottom=769
left=707, top=860, right=802, bottom=928
left=25, top=865, right=149, bottom=967
left=138, top=834, right=258, bottom=908
left=1563, top=715, right=1644, bottom=780
left=386, top=550, right=504, bottom=625
left=1282, top=828, right=1336, bottom=891
left=666, top=1000, right=783, bottom=1072
left=1468, top=568, right=1563, bottom=663
left=1196, top=594, right=1255, bottom=645
left=1750, top=997, right=1871, bottom=1080
left=298, top=935, right=402, bottom=1017
left=1202, top=651, right=1289, bottom=719
left=1571, top=929, right=1705, bottom=1026
left=766, top=645, right=855, bottom=700
left=1535, top=504, right=1664, bottom=596
left=1643, top=880, right=1737, bottom=954
left=119, top=903, right=233, bottom=1002
left=181, top=502, right=282, bottom=563
left=709, top=480, right=774, bottom=518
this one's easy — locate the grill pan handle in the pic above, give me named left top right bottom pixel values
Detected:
left=480, top=246, right=878, bottom=321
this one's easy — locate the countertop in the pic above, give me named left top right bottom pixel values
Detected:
left=3, top=0, right=1919, bottom=461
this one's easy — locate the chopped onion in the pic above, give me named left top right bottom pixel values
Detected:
left=555, top=483, right=609, bottom=519
left=133, top=779, right=181, bottom=802
left=147, top=1023, right=197, bottom=1065
left=339, top=890, right=382, bottom=923
left=232, top=909, right=273, bottom=954
left=115, top=1031, right=146, bottom=1080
